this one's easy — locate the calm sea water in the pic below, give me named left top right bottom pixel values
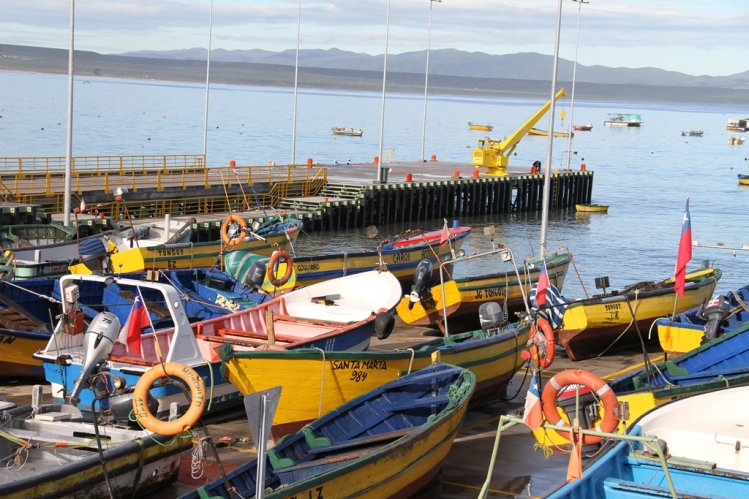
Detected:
left=2, top=71, right=749, bottom=299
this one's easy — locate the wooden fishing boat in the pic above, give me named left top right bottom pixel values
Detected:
left=547, top=386, right=749, bottom=498
left=70, top=214, right=302, bottom=274
left=0, top=401, right=192, bottom=498
left=244, top=225, right=472, bottom=291
left=36, top=270, right=402, bottom=416
left=729, top=135, right=745, bottom=145
left=468, top=122, right=493, bottom=131
left=331, top=127, right=363, bottom=137
left=217, top=317, right=530, bottom=437
left=528, top=127, right=571, bottom=138
left=533, top=320, right=749, bottom=448
left=681, top=129, right=704, bottom=137
left=396, top=247, right=571, bottom=333
left=180, top=363, right=475, bottom=499
left=0, top=269, right=265, bottom=378
left=572, top=124, right=592, bottom=131
left=574, top=204, right=608, bottom=213
left=556, top=266, right=721, bottom=361
left=656, top=284, right=749, bottom=356
left=739, top=173, right=749, bottom=185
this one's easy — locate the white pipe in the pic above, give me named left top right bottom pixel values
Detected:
left=377, top=0, right=392, bottom=183
left=202, top=0, right=213, bottom=164
left=291, top=0, right=302, bottom=166
left=63, top=0, right=75, bottom=227
left=565, top=0, right=588, bottom=171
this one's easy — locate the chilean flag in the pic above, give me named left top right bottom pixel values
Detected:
left=121, top=289, right=150, bottom=356
left=522, top=374, right=543, bottom=431
left=674, top=199, right=692, bottom=297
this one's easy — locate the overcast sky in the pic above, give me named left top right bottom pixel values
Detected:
left=2, top=0, right=747, bottom=77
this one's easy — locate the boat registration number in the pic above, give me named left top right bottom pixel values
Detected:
left=289, top=486, right=323, bottom=499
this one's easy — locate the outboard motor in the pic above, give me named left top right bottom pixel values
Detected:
left=479, top=302, right=505, bottom=332
left=69, top=311, right=121, bottom=405
left=408, top=260, right=434, bottom=310
left=701, top=295, right=731, bottom=342
left=244, top=260, right=267, bottom=291
left=374, top=311, right=396, bottom=340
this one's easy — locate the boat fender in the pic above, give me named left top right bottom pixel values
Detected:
left=220, top=214, right=247, bottom=247
left=374, top=311, right=396, bottom=340
left=541, top=369, right=619, bottom=445
left=528, top=317, right=555, bottom=369
left=267, top=250, right=293, bottom=287
left=700, top=295, right=730, bottom=342
left=132, top=362, right=206, bottom=436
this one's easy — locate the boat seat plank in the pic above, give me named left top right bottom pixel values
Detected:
left=197, top=334, right=291, bottom=349
left=216, top=328, right=306, bottom=344
left=385, top=394, right=450, bottom=412
left=306, top=427, right=410, bottom=455
left=274, top=446, right=377, bottom=474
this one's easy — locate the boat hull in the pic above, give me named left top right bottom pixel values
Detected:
left=219, top=325, right=529, bottom=438
left=0, top=330, right=48, bottom=378
left=739, top=174, right=749, bottom=186
left=575, top=204, right=608, bottom=213
left=557, top=268, right=720, bottom=361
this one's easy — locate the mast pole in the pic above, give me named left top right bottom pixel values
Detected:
left=63, top=0, right=75, bottom=227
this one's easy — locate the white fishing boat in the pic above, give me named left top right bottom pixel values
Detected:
left=603, top=113, right=643, bottom=127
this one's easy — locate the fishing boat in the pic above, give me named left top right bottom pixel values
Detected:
left=603, top=113, right=643, bottom=127
left=739, top=174, right=749, bottom=185
left=555, top=266, right=721, bottom=361
left=0, top=264, right=289, bottom=378
left=681, top=129, right=704, bottom=137
left=0, top=396, right=192, bottom=498
left=180, top=363, right=475, bottom=499
left=729, top=135, right=745, bottom=145
left=468, top=122, right=493, bottom=131
left=331, top=127, right=363, bottom=137
left=232, top=225, right=472, bottom=291
left=70, top=213, right=302, bottom=275
left=655, top=284, right=749, bottom=356
left=574, top=204, right=608, bottom=213
left=572, top=124, right=592, bottom=131
left=216, top=244, right=532, bottom=438
left=396, top=246, right=571, bottom=333
left=528, top=127, right=572, bottom=138
left=35, top=270, right=402, bottom=417
left=547, top=385, right=749, bottom=498
left=533, top=320, right=749, bottom=449
left=727, top=117, right=749, bottom=131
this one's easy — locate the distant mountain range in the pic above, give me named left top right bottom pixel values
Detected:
left=3, top=44, right=749, bottom=104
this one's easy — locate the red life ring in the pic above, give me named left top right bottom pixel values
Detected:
left=268, top=250, right=293, bottom=287
left=541, top=369, right=619, bottom=445
left=529, top=317, right=555, bottom=369
left=220, top=214, right=247, bottom=247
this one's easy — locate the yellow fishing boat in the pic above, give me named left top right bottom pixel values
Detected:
left=218, top=319, right=530, bottom=438
left=575, top=203, right=609, bottom=213
left=468, top=122, right=493, bottom=131
left=528, top=127, right=572, bottom=138
left=556, top=266, right=721, bottom=361
left=396, top=247, right=571, bottom=332
left=739, top=174, right=749, bottom=185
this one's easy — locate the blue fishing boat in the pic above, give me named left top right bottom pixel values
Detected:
left=35, top=269, right=402, bottom=418
left=656, top=284, right=749, bottom=356
left=180, top=363, right=475, bottom=499
left=548, top=385, right=749, bottom=498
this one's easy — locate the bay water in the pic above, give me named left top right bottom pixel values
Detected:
left=2, top=71, right=749, bottom=300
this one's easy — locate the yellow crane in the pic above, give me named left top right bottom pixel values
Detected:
left=472, top=87, right=567, bottom=176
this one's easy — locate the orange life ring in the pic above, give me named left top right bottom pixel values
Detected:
left=268, top=250, right=293, bottom=287
left=541, top=369, right=619, bottom=445
left=132, top=362, right=206, bottom=436
left=220, top=214, right=247, bottom=247
left=529, top=317, right=555, bottom=369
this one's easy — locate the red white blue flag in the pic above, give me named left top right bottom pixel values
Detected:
left=522, top=375, right=543, bottom=430
left=439, top=219, right=450, bottom=245
left=535, top=261, right=550, bottom=308
left=674, top=199, right=692, bottom=297
left=123, top=288, right=150, bottom=356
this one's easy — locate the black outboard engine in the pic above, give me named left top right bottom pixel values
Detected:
left=374, top=311, right=396, bottom=340
left=701, top=295, right=731, bottom=342
left=479, top=302, right=505, bottom=332
left=408, top=260, right=435, bottom=310
left=244, top=261, right=267, bottom=291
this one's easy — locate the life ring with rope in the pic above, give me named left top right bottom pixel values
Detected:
left=220, top=214, right=247, bottom=247
left=541, top=369, right=619, bottom=445
left=132, top=362, right=206, bottom=436
left=268, top=250, right=294, bottom=287
left=528, top=316, right=555, bottom=369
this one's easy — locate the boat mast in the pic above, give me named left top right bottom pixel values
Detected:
left=420, top=0, right=441, bottom=163
left=202, top=0, right=213, bottom=165
left=539, top=0, right=564, bottom=258
left=63, top=0, right=75, bottom=227
left=291, top=0, right=302, bottom=166
left=565, top=0, right=588, bottom=171
left=377, top=0, right=392, bottom=183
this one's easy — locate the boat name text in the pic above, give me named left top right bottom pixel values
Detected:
left=156, top=248, right=185, bottom=257
left=331, top=360, right=387, bottom=371
left=474, top=287, right=505, bottom=299
left=297, top=263, right=320, bottom=271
